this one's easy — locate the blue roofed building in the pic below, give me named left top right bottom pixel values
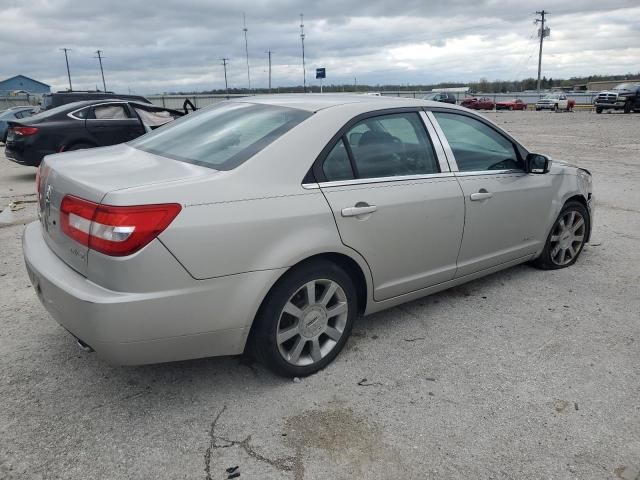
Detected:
left=0, top=75, right=51, bottom=95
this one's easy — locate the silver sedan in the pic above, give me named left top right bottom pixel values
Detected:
left=23, top=95, right=594, bottom=377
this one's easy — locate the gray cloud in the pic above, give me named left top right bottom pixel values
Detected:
left=0, top=0, right=638, bottom=93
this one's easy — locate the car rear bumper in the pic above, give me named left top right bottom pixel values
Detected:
left=22, top=221, right=283, bottom=365
left=4, top=142, right=44, bottom=167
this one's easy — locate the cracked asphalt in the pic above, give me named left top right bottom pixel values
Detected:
left=1, top=111, right=639, bottom=480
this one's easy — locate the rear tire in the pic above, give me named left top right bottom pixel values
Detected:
left=531, top=201, right=589, bottom=270
left=249, top=260, right=358, bottom=377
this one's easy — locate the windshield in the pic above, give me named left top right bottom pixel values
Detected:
left=42, top=95, right=53, bottom=108
left=129, top=102, right=311, bottom=170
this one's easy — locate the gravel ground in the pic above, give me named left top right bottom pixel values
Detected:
left=0, top=111, right=639, bottom=480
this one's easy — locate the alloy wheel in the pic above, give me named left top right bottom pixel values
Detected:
left=276, top=279, right=348, bottom=366
left=549, top=210, right=586, bottom=266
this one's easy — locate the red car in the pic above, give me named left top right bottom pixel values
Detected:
left=496, top=98, right=528, bottom=110
left=460, top=97, right=495, bottom=110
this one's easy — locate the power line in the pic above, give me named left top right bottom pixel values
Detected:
left=243, top=13, right=251, bottom=91
left=266, top=50, right=272, bottom=92
left=95, top=50, right=107, bottom=92
left=535, top=10, right=550, bottom=92
left=60, top=48, right=72, bottom=91
left=300, top=13, right=306, bottom=93
left=221, top=58, right=229, bottom=94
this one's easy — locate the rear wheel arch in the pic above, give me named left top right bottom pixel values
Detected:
left=245, top=252, right=369, bottom=349
left=254, top=253, right=369, bottom=324
left=62, top=139, right=97, bottom=152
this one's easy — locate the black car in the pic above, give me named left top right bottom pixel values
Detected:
left=40, top=91, right=151, bottom=111
left=5, top=99, right=183, bottom=167
left=422, top=92, right=457, bottom=104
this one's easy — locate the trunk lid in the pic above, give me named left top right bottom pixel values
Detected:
left=38, top=143, right=211, bottom=276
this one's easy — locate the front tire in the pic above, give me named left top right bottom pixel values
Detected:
left=595, top=107, right=603, bottom=114
left=624, top=101, right=632, bottom=114
left=532, top=201, right=589, bottom=270
left=250, top=260, right=358, bottom=377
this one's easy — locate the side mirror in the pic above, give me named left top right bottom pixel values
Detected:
left=526, top=153, right=551, bottom=174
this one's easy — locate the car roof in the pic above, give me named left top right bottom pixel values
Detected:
left=54, top=99, right=153, bottom=111
left=227, top=93, right=465, bottom=113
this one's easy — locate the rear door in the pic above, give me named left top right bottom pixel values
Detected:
left=429, top=110, right=554, bottom=277
left=86, top=102, right=145, bottom=146
left=316, top=110, right=465, bottom=301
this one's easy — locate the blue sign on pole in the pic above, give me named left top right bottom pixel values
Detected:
left=315, top=68, right=326, bottom=79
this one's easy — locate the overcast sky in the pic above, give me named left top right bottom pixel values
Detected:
left=0, top=0, right=638, bottom=94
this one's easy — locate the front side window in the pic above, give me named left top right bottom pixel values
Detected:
left=323, top=112, right=439, bottom=181
left=130, top=102, right=311, bottom=170
left=433, top=112, right=523, bottom=172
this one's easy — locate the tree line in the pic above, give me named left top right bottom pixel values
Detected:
left=168, top=72, right=639, bottom=95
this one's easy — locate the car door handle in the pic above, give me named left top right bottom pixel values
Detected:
left=470, top=191, right=493, bottom=201
left=341, top=205, right=377, bottom=217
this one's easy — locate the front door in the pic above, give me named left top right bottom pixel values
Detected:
left=317, top=111, right=465, bottom=301
left=430, top=111, right=554, bottom=277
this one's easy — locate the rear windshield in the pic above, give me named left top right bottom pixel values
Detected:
left=129, top=102, right=311, bottom=170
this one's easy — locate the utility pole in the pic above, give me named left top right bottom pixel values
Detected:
left=535, top=10, right=549, bottom=93
left=95, top=50, right=107, bottom=92
left=60, top=48, right=73, bottom=91
left=266, top=50, right=272, bottom=93
left=300, top=13, right=306, bottom=93
left=221, top=58, right=229, bottom=95
left=243, top=13, right=251, bottom=92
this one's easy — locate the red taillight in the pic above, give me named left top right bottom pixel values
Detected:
left=60, top=195, right=181, bottom=257
left=12, top=126, right=39, bottom=136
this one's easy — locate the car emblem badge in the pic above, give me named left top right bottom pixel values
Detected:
left=43, top=185, right=52, bottom=231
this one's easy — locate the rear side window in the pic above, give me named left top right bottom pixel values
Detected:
left=433, top=112, right=523, bottom=172
left=93, top=104, right=129, bottom=120
left=343, top=112, right=439, bottom=180
left=323, top=139, right=354, bottom=181
left=130, top=103, right=311, bottom=170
